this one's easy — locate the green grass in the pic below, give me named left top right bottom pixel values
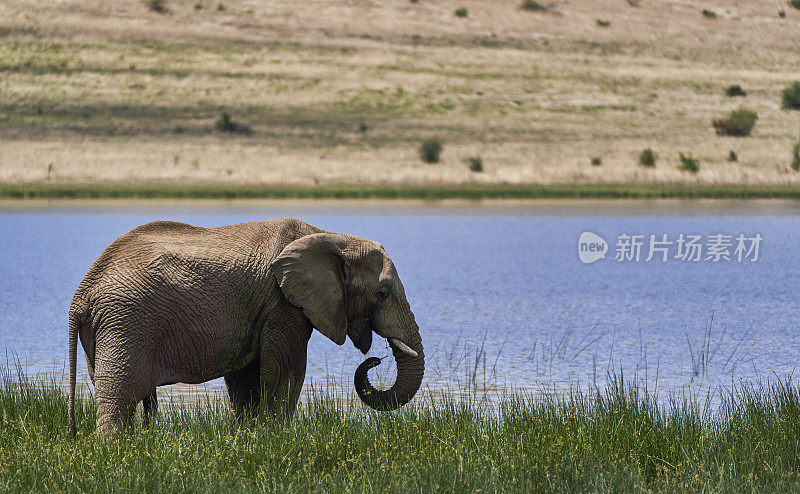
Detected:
left=5, top=371, right=800, bottom=492
left=4, top=182, right=800, bottom=200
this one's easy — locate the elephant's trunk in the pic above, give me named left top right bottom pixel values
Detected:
left=354, top=334, right=424, bottom=411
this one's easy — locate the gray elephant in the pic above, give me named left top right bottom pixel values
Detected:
left=67, top=218, right=424, bottom=433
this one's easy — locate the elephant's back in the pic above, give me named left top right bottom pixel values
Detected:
left=75, top=221, right=243, bottom=302
left=127, top=220, right=203, bottom=236
left=88, top=221, right=217, bottom=273
left=73, top=218, right=322, bottom=304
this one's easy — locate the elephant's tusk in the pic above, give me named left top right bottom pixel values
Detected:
left=388, top=338, right=418, bottom=357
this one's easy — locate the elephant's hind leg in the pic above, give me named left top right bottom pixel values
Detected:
left=224, top=359, right=261, bottom=420
left=95, top=377, right=139, bottom=434
left=143, top=390, right=158, bottom=427
left=94, top=345, right=153, bottom=433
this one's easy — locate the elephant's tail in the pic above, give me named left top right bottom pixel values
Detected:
left=68, top=308, right=80, bottom=437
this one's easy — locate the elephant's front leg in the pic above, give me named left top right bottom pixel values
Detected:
left=142, top=390, right=157, bottom=427
left=260, top=345, right=307, bottom=421
left=224, top=359, right=261, bottom=419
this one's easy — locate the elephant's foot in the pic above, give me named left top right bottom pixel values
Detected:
left=260, top=374, right=304, bottom=423
left=96, top=398, right=136, bottom=434
left=143, top=390, right=158, bottom=427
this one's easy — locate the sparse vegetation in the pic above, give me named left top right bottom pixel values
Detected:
left=216, top=3, right=225, bottom=11
left=419, top=137, right=444, bottom=163
left=626, top=0, right=640, bottom=6
left=596, top=20, right=611, bottom=27
left=702, top=9, right=717, bottom=18
left=781, top=81, right=800, bottom=110
left=144, top=0, right=168, bottom=13
left=728, top=150, right=738, bottom=162
left=454, top=7, right=468, bottom=17
left=712, top=107, right=758, bottom=137
left=639, top=148, right=657, bottom=167
left=2, top=1, right=800, bottom=191
left=790, top=0, right=800, bottom=10
left=193, top=2, right=203, bottom=10
left=520, top=0, right=548, bottom=11
left=779, top=10, right=787, bottom=17
left=467, top=156, right=484, bottom=172
left=678, top=152, right=700, bottom=173
left=724, top=85, right=747, bottom=97
left=792, top=137, right=800, bottom=171
left=591, top=156, right=603, bottom=166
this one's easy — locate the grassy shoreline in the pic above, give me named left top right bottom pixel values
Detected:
left=4, top=373, right=800, bottom=492
left=2, top=182, right=800, bottom=201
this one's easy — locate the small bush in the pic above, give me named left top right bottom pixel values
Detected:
left=410, top=0, right=418, bottom=3
left=725, top=85, right=747, bottom=97
left=590, top=156, right=603, bottom=166
left=217, top=3, right=225, bottom=11
left=467, top=156, right=484, bottom=172
left=790, top=0, right=800, bottom=10
left=215, top=112, right=252, bottom=134
left=712, top=107, right=758, bottom=137
left=419, top=137, right=443, bottom=163
left=194, top=2, right=203, bottom=10
left=596, top=20, right=611, bottom=27
left=728, top=150, right=738, bottom=162
left=639, top=148, right=657, bottom=167
left=144, top=0, right=168, bottom=13
left=779, top=10, right=787, bottom=17
left=792, top=138, right=800, bottom=171
left=520, top=0, right=547, bottom=11
left=678, top=153, right=700, bottom=173
left=454, top=7, right=468, bottom=17
left=781, top=81, right=800, bottom=110
left=216, top=112, right=233, bottom=131
left=627, top=0, right=640, bottom=6
left=702, top=9, right=717, bottom=18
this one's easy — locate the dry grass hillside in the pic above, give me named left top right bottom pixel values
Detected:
left=1, top=0, right=800, bottom=187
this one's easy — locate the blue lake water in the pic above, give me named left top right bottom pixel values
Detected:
left=1, top=200, right=800, bottom=405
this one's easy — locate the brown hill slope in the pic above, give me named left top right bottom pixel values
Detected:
left=1, top=0, right=799, bottom=187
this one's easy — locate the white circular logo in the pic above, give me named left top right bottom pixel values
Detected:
left=578, top=232, right=608, bottom=264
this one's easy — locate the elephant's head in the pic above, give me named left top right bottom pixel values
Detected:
left=271, top=233, right=424, bottom=411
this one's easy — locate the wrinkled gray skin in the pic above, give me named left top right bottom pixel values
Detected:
left=68, top=218, right=424, bottom=433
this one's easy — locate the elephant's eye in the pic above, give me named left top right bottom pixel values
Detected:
left=376, top=287, right=390, bottom=301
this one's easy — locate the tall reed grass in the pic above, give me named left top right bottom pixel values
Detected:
left=3, top=368, right=800, bottom=492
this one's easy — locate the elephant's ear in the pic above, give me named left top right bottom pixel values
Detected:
left=271, top=233, right=348, bottom=345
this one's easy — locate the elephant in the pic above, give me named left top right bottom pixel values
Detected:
left=67, top=218, right=424, bottom=433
